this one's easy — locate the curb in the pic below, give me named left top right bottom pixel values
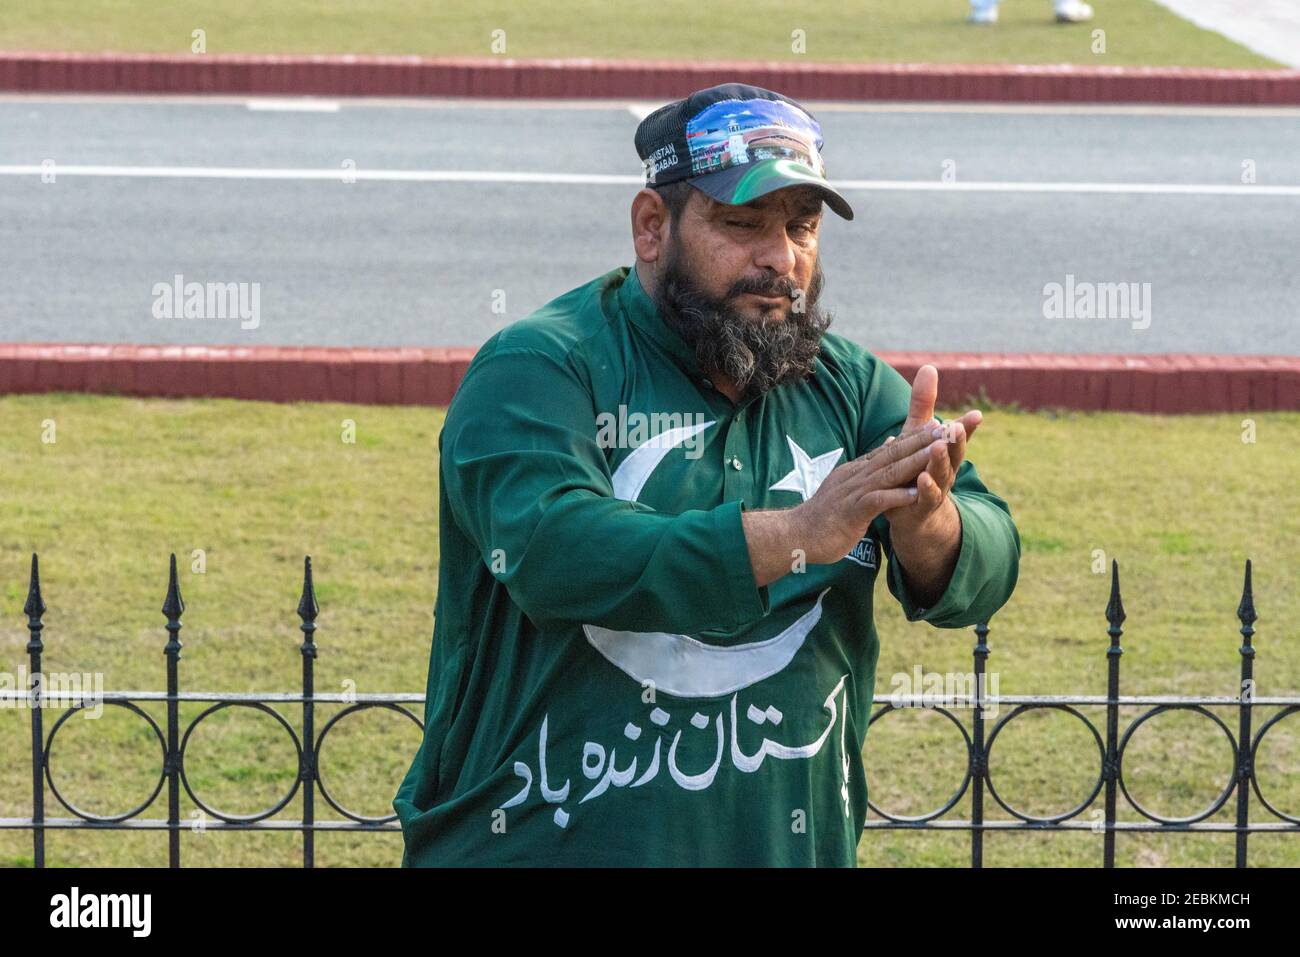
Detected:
left=2, top=52, right=1299, bottom=104
left=2, top=343, right=1296, bottom=413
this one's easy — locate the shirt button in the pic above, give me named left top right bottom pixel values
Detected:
left=730, top=456, right=743, bottom=471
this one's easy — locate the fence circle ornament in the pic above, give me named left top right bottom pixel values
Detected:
left=314, top=702, right=424, bottom=824
left=1250, top=705, right=1300, bottom=824
left=984, top=704, right=1107, bottom=824
left=1117, top=704, right=1239, bottom=825
left=44, top=700, right=168, bottom=824
left=179, top=701, right=304, bottom=823
left=865, top=703, right=974, bottom=823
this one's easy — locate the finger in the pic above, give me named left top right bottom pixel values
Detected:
left=848, top=423, right=937, bottom=471
left=914, top=468, right=944, bottom=510
left=903, top=364, right=939, bottom=433
left=926, top=437, right=956, bottom=496
left=955, top=409, right=982, bottom=444
left=880, top=416, right=936, bottom=452
left=845, top=438, right=934, bottom=492
left=943, top=419, right=968, bottom=480
left=895, top=417, right=941, bottom=445
left=857, top=485, right=920, bottom=515
left=868, top=439, right=946, bottom=492
left=866, top=415, right=942, bottom=464
left=898, top=415, right=941, bottom=438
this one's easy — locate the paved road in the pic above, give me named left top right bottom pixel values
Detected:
left=2, top=95, right=1298, bottom=354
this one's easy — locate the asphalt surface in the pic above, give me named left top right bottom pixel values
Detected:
left=2, top=95, right=1298, bottom=354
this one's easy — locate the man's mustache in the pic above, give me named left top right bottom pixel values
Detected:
left=728, top=276, right=801, bottom=300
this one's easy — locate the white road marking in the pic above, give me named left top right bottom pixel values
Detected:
left=0, top=165, right=637, bottom=184
left=808, top=101, right=1300, bottom=118
left=626, top=101, right=665, bottom=120
left=832, top=179, right=1300, bottom=196
left=245, top=99, right=340, bottom=112
left=1, top=164, right=1298, bottom=195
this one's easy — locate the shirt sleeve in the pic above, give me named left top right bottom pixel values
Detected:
left=440, top=344, right=772, bottom=634
left=858, top=355, right=1021, bottom=629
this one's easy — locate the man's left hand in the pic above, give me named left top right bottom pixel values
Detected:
left=874, top=365, right=988, bottom=608
left=882, top=364, right=982, bottom=533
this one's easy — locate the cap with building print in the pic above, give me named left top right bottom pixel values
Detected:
left=634, top=82, right=854, bottom=221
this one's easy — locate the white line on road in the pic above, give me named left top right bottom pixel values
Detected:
left=833, top=179, right=1300, bottom=196
left=2, top=165, right=1299, bottom=195
left=245, top=99, right=340, bottom=112
left=0, top=165, right=638, bottom=184
left=626, top=102, right=662, bottom=120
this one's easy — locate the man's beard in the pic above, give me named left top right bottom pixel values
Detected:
left=651, top=238, right=833, bottom=400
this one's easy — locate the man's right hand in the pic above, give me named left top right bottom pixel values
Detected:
left=790, top=425, right=947, bottom=564
left=742, top=425, right=946, bottom=587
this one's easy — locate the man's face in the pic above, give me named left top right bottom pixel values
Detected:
left=651, top=184, right=832, bottom=400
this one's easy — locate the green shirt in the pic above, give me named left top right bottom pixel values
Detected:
left=394, top=263, right=1020, bottom=866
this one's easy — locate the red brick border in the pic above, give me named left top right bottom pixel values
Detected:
left=1, top=343, right=1296, bottom=412
left=1, top=52, right=1298, bottom=104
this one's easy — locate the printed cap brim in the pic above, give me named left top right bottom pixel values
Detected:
left=688, top=158, right=855, bottom=221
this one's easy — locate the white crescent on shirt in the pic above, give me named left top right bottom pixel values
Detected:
left=584, top=421, right=844, bottom=698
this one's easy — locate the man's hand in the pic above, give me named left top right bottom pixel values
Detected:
left=882, top=364, right=983, bottom=532
left=742, top=426, right=947, bottom=587
left=878, top=364, right=987, bottom=608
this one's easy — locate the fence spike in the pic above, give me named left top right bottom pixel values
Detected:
left=161, top=552, right=185, bottom=621
left=1105, top=558, right=1125, bottom=640
left=1232, top=556, right=1253, bottom=655
left=23, top=552, right=46, bottom=621
left=297, top=555, right=319, bottom=625
left=1236, top=558, right=1256, bottom=633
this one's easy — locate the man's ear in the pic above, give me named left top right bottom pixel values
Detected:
left=631, top=188, right=670, bottom=264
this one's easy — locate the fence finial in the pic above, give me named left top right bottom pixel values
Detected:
left=297, top=555, right=320, bottom=625
left=162, top=552, right=185, bottom=622
left=1105, top=558, right=1125, bottom=642
left=1237, top=558, right=1256, bottom=640
left=23, top=552, right=46, bottom=622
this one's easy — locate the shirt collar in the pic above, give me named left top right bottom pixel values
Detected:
left=616, top=263, right=706, bottom=380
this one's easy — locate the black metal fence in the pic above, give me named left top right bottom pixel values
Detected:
left=863, top=559, right=1300, bottom=866
left=2, top=554, right=1296, bottom=867
left=2, top=554, right=421, bottom=867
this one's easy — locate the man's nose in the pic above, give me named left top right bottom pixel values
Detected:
left=751, top=222, right=798, bottom=278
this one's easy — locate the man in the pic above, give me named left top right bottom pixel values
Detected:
left=969, top=0, right=1094, bottom=23
left=393, top=83, right=1020, bottom=867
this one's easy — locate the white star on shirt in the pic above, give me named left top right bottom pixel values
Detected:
left=768, top=436, right=843, bottom=502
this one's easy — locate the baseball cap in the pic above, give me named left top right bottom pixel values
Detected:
left=634, top=82, right=854, bottom=221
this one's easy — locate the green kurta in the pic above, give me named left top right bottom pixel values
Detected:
left=394, top=263, right=1020, bottom=866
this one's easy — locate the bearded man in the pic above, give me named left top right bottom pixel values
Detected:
left=394, top=83, right=1021, bottom=867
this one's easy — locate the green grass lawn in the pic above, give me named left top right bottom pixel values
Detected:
left=0, top=0, right=1281, bottom=68
left=0, top=393, right=1297, bottom=868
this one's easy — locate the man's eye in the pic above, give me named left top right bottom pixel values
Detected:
left=791, top=222, right=816, bottom=236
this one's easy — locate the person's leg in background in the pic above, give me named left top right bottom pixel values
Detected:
left=1053, top=0, right=1094, bottom=22
left=967, top=0, right=1094, bottom=24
